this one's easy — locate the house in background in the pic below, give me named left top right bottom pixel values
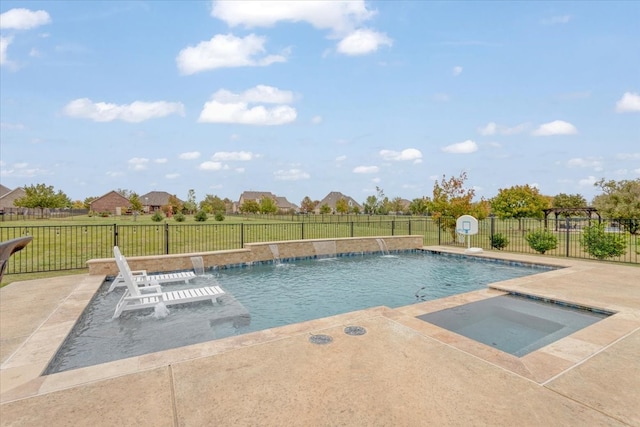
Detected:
left=0, top=184, right=10, bottom=198
left=90, top=191, right=130, bottom=215
left=0, top=187, right=26, bottom=212
left=235, top=191, right=299, bottom=213
left=315, top=191, right=362, bottom=214
left=140, top=191, right=182, bottom=213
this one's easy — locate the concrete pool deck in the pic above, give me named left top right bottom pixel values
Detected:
left=1, top=247, right=639, bottom=426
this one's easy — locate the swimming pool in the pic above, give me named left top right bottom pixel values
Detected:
left=45, top=251, right=554, bottom=374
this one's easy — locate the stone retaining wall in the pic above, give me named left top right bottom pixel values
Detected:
left=87, top=235, right=423, bottom=277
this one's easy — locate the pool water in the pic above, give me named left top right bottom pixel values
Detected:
left=417, top=294, right=610, bottom=356
left=45, top=252, right=553, bottom=374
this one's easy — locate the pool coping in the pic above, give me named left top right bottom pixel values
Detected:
left=1, top=247, right=639, bottom=420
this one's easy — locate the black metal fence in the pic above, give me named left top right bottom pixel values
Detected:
left=0, top=207, right=88, bottom=221
left=1, top=217, right=638, bottom=275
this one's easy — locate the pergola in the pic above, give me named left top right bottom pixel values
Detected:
left=543, top=207, right=601, bottom=230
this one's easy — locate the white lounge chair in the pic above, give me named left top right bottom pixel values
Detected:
left=112, top=249, right=226, bottom=319
left=108, top=246, right=197, bottom=292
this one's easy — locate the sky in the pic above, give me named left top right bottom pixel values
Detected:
left=1, top=1, right=639, bottom=207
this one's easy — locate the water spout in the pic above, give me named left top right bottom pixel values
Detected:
left=313, top=240, right=337, bottom=261
left=268, top=244, right=281, bottom=266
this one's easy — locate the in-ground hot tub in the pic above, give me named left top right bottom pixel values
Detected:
left=417, top=294, right=612, bottom=357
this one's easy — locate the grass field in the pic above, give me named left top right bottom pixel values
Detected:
left=1, top=214, right=638, bottom=287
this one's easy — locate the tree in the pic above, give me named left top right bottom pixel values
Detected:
left=592, top=178, right=640, bottom=234
left=552, top=193, right=587, bottom=217
left=259, top=197, right=278, bottom=214
left=430, top=172, right=479, bottom=241
left=335, top=198, right=349, bottom=214
left=362, top=195, right=378, bottom=214
left=168, top=195, right=183, bottom=214
left=389, top=197, right=406, bottom=215
left=490, top=184, right=549, bottom=229
left=409, top=197, right=430, bottom=215
left=71, top=200, right=84, bottom=209
left=300, top=196, right=317, bottom=214
left=239, top=200, right=260, bottom=215
left=83, top=196, right=97, bottom=210
left=319, top=204, right=331, bottom=214
left=14, top=183, right=71, bottom=215
left=129, top=193, right=143, bottom=213
left=200, top=194, right=226, bottom=214
left=184, top=189, right=197, bottom=214
left=580, top=223, right=627, bottom=259
left=116, top=188, right=134, bottom=198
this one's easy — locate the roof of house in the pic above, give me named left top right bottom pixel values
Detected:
left=0, top=184, right=11, bottom=198
left=140, top=191, right=182, bottom=206
left=317, top=191, right=362, bottom=209
left=275, top=196, right=298, bottom=210
left=239, top=191, right=276, bottom=202
left=90, top=190, right=130, bottom=205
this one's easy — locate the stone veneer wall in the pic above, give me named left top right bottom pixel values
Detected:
left=87, top=235, right=423, bottom=277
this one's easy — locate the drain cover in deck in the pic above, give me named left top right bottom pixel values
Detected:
left=309, top=334, right=333, bottom=345
left=344, top=326, right=367, bottom=336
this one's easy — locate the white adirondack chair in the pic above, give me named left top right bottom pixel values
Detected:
left=112, top=248, right=225, bottom=319
left=108, top=246, right=197, bottom=292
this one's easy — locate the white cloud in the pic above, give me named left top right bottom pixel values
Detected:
left=441, top=139, right=478, bottom=154
left=311, top=115, right=323, bottom=124
left=579, top=176, right=597, bottom=186
left=452, top=65, right=463, bottom=76
left=63, top=98, right=185, bottom=122
left=335, top=155, right=347, bottom=162
left=176, top=34, right=286, bottom=75
left=211, top=151, right=254, bottom=161
left=106, top=171, right=124, bottom=178
left=154, top=158, right=168, bottom=164
left=532, top=120, right=577, bottom=136
left=165, top=173, right=180, bottom=179
left=0, top=121, right=25, bottom=130
left=0, top=8, right=51, bottom=30
left=336, top=29, right=392, bottom=56
left=128, top=157, right=149, bottom=171
left=353, top=165, right=379, bottom=173
left=617, top=152, right=640, bottom=160
left=199, top=161, right=224, bottom=171
left=0, top=36, right=13, bottom=67
left=212, top=85, right=294, bottom=104
left=211, top=1, right=376, bottom=35
left=478, top=121, right=529, bottom=136
left=179, top=152, right=201, bottom=160
left=615, top=92, right=640, bottom=113
left=235, top=167, right=245, bottom=173
left=274, top=168, right=310, bottom=181
left=541, top=15, right=571, bottom=25
left=198, top=86, right=297, bottom=126
left=379, top=148, right=422, bottom=163
left=567, top=157, right=603, bottom=171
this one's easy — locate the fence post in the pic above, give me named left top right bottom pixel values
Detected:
left=113, top=224, right=118, bottom=248
left=565, top=217, right=570, bottom=257
left=241, top=224, right=245, bottom=248
left=490, top=215, right=495, bottom=246
left=391, top=220, right=395, bottom=236
left=350, top=222, right=354, bottom=238
left=438, top=218, right=441, bottom=245
left=164, top=223, right=169, bottom=254
left=301, top=222, right=305, bottom=240
left=408, top=219, right=412, bottom=235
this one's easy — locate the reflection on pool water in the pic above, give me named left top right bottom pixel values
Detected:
left=45, top=251, right=554, bottom=374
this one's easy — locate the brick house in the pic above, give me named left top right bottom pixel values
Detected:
left=90, top=191, right=130, bottom=215
left=315, top=191, right=362, bottom=214
left=0, top=187, right=26, bottom=211
left=140, top=191, right=183, bottom=213
left=235, top=191, right=298, bottom=213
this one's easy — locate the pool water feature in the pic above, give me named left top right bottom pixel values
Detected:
left=45, top=252, right=554, bottom=374
left=417, top=294, right=610, bottom=357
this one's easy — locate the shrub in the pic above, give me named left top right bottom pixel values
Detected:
left=490, top=233, right=509, bottom=250
left=525, top=230, right=558, bottom=254
left=214, top=211, right=225, bottom=222
left=580, top=223, right=627, bottom=259
left=99, top=211, right=110, bottom=218
left=174, top=212, right=186, bottom=222
left=194, top=210, right=208, bottom=222
left=151, top=211, right=164, bottom=222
